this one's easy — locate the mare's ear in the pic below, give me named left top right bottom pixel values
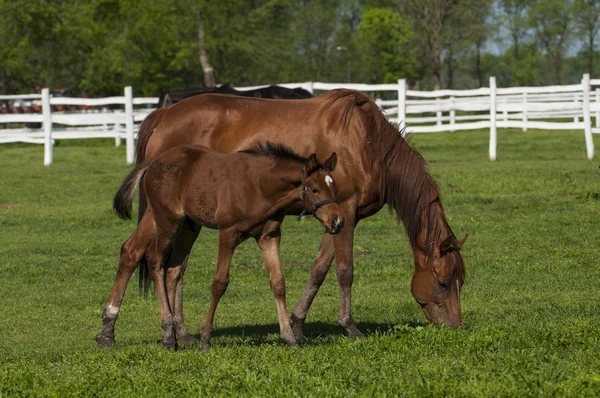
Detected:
left=324, top=152, right=337, bottom=171
left=437, top=235, right=454, bottom=256
left=456, top=234, right=468, bottom=250
left=305, top=153, right=319, bottom=174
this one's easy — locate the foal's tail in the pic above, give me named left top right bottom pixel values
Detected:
left=113, top=161, right=153, bottom=220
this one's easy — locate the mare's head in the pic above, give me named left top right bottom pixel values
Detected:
left=301, top=152, right=344, bottom=234
left=411, top=232, right=467, bottom=329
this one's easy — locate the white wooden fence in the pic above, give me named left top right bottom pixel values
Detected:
left=0, top=87, right=156, bottom=165
left=1, top=75, right=597, bottom=165
left=254, top=74, right=596, bottom=160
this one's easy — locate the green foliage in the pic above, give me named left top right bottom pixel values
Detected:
left=1, top=0, right=600, bottom=94
left=356, top=8, right=417, bottom=83
left=0, top=129, right=599, bottom=395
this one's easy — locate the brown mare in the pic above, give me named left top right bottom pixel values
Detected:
left=96, top=142, right=342, bottom=349
left=135, top=89, right=467, bottom=343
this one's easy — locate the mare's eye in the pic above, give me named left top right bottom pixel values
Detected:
left=438, top=281, right=450, bottom=290
left=312, top=188, right=319, bottom=194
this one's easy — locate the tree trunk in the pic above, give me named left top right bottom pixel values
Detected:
left=476, top=40, right=483, bottom=87
left=589, top=31, right=595, bottom=76
left=197, top=20, right=216, bottom=88
left=447, top=48, right=454, bottom=89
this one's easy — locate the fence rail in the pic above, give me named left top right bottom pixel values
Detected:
left=1, top=75, right=597, bottom=165
left=0, top=87, right=156, bottom=165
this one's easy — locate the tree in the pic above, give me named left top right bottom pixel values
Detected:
left=403, top=0, right=457, bottom=90
left=356, top=8, right=418, bottom=83
left=530, top=0, right=575, bottom=84
left=574, top=0, right=600, bottom=75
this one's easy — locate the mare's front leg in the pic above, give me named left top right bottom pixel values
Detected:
left=291, top=233, right=335, bottom=341
left=257, top=223, right=296, bottom=347
left=164, top=222, right=201, bottom=347
left=199, top=228, right=238, bottom=351
left=96, top=212, right=155, bottom=347
left=332, top=208, right=363, bottom=339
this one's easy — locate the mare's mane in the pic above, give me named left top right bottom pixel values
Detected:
left=239, top=141, right=308, bottom=164
left=320, top=89, right=464, bottom=281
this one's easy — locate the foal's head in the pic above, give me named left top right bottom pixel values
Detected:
left=301, top=152, right=344, bottom=235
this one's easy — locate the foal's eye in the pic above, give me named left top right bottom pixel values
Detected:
left=312, top=187, right=319, bottom=194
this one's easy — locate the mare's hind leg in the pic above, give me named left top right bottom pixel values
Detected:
left=164, top=221, right=201, bottom=346
left=291, top=233, right=335, bottom=342
left=199, top=228, right=238, bottom=351
left=257, top=225, right=296, bottom=347
left=148, top=218, right=182, bottom=350
left=96, top=212, right=155, bottom=346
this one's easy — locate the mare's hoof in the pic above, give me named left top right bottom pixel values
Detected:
left=347, top=327, right=365, bottom=340
left=95, top=333, right=115, bottom=347
left=291, top=317, right=305, bottom=342
left=178, top=332, right=199, bottom=347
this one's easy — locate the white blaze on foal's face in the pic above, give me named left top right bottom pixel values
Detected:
left=325, top=175, right=334, bottom=188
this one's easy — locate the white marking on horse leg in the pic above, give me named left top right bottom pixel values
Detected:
left=106, top=304, right=120, bottom=317
left=325, top=175, right=334, bottom=188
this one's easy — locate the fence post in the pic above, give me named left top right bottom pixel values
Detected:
left=595, top=88, right=600, bottom=129
left=306, top=82, right=314, bottom=95
left=397, top=78, right=406, bottom=133
left=489, top=76, right=497, bottom=161
left=450, top=96, right=455, bottom=132
left=522, top=91, right=528, bottom=132
left=436, top=98, right=442, bottom=126
left=125, top=86, right=134, bottom=164
left=574, top=98, right=579, bottom=123
left=582, top=73, right=594, bottom=160
left=42, top=88, right=52, bottom=166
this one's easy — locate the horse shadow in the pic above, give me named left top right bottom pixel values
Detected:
left=204, top=320, right=429, bottom=347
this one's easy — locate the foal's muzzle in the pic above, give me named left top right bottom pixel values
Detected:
left=328, top=217, right=344, bottom=234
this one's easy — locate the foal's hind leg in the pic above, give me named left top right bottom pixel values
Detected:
left=148, top=218, right=182, bottom=350
left=164, top=221, right=201, bottom=346
left=199, top=228, right=238, bottom=351
left=96, top=213, right=155, bottom=346
left=257, top=227, right=296, bottom=347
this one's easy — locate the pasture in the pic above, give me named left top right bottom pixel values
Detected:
left=0, top=129, right=599, bottom=396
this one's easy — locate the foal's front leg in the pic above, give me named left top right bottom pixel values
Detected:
left=257, top=226, right=296, bottom=347
left=199, top=228, right=238, bottom=351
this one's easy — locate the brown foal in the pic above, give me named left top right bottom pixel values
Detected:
left=96, top=142, right=343, bottom=349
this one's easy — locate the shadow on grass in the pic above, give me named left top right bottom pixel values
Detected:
left=123, top=321, right=431, bottom=349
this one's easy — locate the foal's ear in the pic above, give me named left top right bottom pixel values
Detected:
left=324, top=152, right=337, bottom=171
left=305, top=153, right=319, bottom=173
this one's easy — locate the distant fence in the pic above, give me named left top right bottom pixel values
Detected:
left=1, top=74, right=597, bottom=165
left=249, top=74, right=596, bottom=160
left=0, top=87, right=156, bottom=165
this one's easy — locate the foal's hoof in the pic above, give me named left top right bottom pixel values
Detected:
left=95, top=333, right=115, bottom=347
left=177, top=332, right=199, bottom=347
left=199, top=341, right=210, bottom=352
left=280, top=330, right=298, bottom=347
left=163, top=340, right=178, bottom=351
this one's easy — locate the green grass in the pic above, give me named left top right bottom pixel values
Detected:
left=1, top=129, right=599, bottom=397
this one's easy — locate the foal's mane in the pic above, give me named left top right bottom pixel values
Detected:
left=239, top=141, right=308, bottom=164
left=320, top=89, right=464, bottom=281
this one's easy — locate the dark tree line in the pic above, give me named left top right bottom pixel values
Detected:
left=1, top=0, right=599, bottom=96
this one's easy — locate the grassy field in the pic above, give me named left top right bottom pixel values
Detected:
left=0, top=129, right=599, bottom=397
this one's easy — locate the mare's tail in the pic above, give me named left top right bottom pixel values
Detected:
left=135, top=107, right=168, bottom=295
left=113, top=161, right=152, bottom=220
